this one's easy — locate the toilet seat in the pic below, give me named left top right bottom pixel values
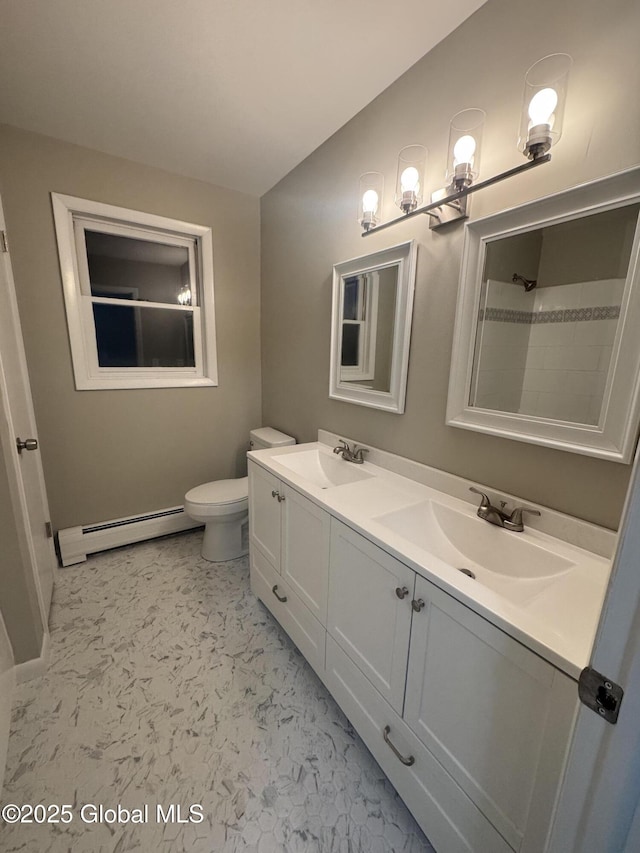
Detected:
left=185, top=477, right=248, bottom=507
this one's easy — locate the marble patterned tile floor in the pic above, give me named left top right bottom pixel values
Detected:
left=1, top=531, right=434, bottom=853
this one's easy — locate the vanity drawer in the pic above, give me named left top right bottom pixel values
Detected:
left=250, top=545, right=326, bottom=676
left=325, top=634, right=513, bottom=853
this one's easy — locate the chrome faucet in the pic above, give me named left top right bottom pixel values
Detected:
left=333, top=439, right=369, bottom=464
left=469, top=487, right=540, bottom=532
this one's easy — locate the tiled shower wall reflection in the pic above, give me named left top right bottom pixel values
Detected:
left=474, top=279, right=624, bottom=424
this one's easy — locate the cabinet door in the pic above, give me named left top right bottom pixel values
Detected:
left=328, top=519, right=415, bottom=714
left=248, top=462, right=282, bottom=568
left=251, top=544, right=326, bottom=675
left=281, top=485, right=330, bottom=623
left=404, top=575, right=578, bottom=853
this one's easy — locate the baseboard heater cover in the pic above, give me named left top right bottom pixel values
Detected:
left=57, top=506, right=202, bottom=566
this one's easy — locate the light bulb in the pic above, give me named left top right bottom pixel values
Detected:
left=362, top=189, right=379, bottom=214
left=400, top=166, right=420, bottom=193
left=528, top=87, right=558, bottom=126
left=453, top=134, right=476, bottom=167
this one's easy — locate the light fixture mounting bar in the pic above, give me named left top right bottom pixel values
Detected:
left=362, top=154, right=551, bottom=236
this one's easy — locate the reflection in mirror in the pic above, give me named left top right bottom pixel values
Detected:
left=471, top=204, right=639, bottom=425
left=339, top=267, right=398, bottom=392
left=447, top=166, right=640, bottom=462
left=330, top=241, right=416, bottom=414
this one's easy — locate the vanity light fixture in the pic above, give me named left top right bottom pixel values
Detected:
left=395, top=145, right=427, bottom=214
left=361, top=55, right=571, bottom=237
left=358, top=172, right=384, bottom=232
left=519, top=53, right=572, bottom=159
left=428, top=109, right=486, bottom=228
left=177, top=283, right=192, bottom=306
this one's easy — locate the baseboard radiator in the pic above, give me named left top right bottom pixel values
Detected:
left=57, top=506, right=202, bottom=567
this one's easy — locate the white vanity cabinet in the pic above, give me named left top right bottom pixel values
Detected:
left=248, top=460, right=330, bottom=673
left=326, top=519, right=578, bottom=853
left=249, top=457, right=582, bottom=853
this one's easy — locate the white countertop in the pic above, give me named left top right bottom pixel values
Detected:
left=248, top=440, right=614, bottom=680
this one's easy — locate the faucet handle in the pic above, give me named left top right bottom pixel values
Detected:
left=333, top=439, right=349, bottom=455
left=469, top=486, right=491, bottom=509
left=353, top=446, right=369, bottom=463
left=508, top=506, right=541, bottom=526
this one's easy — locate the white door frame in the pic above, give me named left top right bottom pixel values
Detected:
left=549, top=442, right=640, bottom=852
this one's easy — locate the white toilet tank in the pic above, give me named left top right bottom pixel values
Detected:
left=249, top=427, right=296, bottom=451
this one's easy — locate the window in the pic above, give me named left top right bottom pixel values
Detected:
left=51, top=194, right=218, bottom=389
left=339, top=272, right=379, bottom=382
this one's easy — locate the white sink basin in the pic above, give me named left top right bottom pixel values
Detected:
left=272, top=448, right=375, bottom=489
left=373, top=500, right=574, bottom=605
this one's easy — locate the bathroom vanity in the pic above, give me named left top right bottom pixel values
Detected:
left=247, top=433, right=613, bottom=853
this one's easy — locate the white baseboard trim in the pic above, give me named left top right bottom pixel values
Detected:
left=14, top=631, right=50, bottom=684
left=57, top=506, right=202, bottom=567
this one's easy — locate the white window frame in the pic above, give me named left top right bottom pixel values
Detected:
left=51, top=193, right=218, bottom=390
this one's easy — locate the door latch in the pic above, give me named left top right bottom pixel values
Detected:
left=578, top=666, right=624, bottom=724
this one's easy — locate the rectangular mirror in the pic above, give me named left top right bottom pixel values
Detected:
left=330, top=241, right=417, bottom=413
left=448, top=167, right=640, bottom=462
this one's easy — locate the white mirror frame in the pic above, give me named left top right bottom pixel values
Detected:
left=447, top=166, right=640, bottom=463
left=330, top=240, right=417, bottom=414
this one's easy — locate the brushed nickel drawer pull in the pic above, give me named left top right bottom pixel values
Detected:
left=272, top=584, right=287, bottom=603
left=395, top=586, right=409, bottom=599
left=383, top=725, right=415, bottom=766
left=411, top=598, right=425, bottom=612
left=271, top=489, right=279, bottom=499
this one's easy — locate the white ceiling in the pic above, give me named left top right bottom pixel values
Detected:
left=0, top=0, right=487, bottom=196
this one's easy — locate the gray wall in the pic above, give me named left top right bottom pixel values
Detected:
left=261, top=0, right=640, bottom=531
left=0, top=124, right=262, bottom=530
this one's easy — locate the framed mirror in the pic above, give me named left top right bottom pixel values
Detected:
left=447, top=166, right=640, bottom=462
left=330, top=241, right=417, bottom=413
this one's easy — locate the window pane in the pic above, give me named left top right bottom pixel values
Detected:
left=343, top=276, right=364, bottom=321
left=85, top=230, right=194, bottom=306
left=92, top=303, right=195, bottom=368
left=341, top=324, right=360, bottom=366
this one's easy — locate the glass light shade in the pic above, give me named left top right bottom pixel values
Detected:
left=446, top=109, right=485, bottom=188
left=358, top=172, right=384, bottom=231
left=518, top=54, right=572, bottom=159
left=177, top=284, right=192, bottom=305
left=395, top=145, right=427, bottom=213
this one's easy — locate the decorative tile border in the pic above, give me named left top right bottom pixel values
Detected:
left=479, top=305, right=621, bottom=324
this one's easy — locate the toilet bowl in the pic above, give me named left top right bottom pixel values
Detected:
left=184, top=477, right=249, bottom=562
left=184, top=427, right=295, bottom=561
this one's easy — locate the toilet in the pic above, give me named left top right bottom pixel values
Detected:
left=184, top=427, right=295, bottom=561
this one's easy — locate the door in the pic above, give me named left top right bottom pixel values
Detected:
left=548, top=446, right=640, bottom=853
left=281, top=485, right=330, bottom=622
left=0, top=197, right=55, bottom=621
left=248, top=462, right=282, bottom=568
left=327, top=519, right=415, bottom=713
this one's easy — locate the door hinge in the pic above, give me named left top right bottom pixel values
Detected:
left=578, top=666, right=624, bottom=724
left=0, top=231, right=7, bottom=253
left=45, top=521, right=53, bottom=539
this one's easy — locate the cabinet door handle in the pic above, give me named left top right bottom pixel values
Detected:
left=271, top=489, right=279, bottom=499
left=383, top=725, right=415, bottom=767
left=395, top=586, right=409, bottom=599
left=272, top=584, right=288, bottom=603
left=278, top=494, right=285, bottom=502
left=411, top=598, right=425, bottom=612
